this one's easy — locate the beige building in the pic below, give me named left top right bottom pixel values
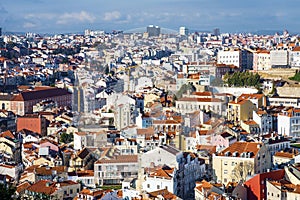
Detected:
left=176, top=97, right=225, bottom=115
left=212, top=141, right=271, bottom=184
left=227, top=99, right=256, bottom=124
left=253, top=49, right=271, bottom=71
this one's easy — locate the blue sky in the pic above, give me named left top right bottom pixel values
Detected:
left=0, top=0, right=298, bottom=34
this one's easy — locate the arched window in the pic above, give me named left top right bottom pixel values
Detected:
left=1, top=103, right=5, bottom=110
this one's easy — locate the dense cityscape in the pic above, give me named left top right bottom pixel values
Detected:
left=0, top=24, right=300, bottom=200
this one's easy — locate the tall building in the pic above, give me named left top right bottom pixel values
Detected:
left=146, top=25, right=160, bottom=37
left=213, top=28, right=220, bottom=36
left=179, top=26, right=188, bottom=36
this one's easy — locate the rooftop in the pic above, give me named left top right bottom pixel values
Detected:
left=217, top=141, right=261, bottom=158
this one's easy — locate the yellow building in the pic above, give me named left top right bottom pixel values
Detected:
left=227, top=99, right=256, bottom=124
left=212, top=141, right=271, bottom=184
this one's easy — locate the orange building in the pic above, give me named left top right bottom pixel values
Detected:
left=17, top=114, right=47, bottom=136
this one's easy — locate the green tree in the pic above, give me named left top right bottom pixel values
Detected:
left=176, top=83, right=196, bottom=99
left=0, top=183, right=16, bottom=200
left=289, top=71, right=300, bottom=82
left=60, top=132, right=73, bottom=144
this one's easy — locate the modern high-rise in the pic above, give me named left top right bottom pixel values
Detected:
left=146, top=25, right=160, bottom=37
left=213, top=28, right=220, bottom=36
left=179, top=26, right=188, bottom=36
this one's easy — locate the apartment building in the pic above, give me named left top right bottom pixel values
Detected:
left=253, top=50, right=270, bottom=71
left=212, top=141, right=271, bottom=184
left=289, top=46, right=300, bottom=68
left=94, top=155, right=138, bottom=186
left=142, top=165, right=176, bottom=194
left=73, top=131, right=107, bottom=150
left=253, top=110, right=273, bottom=134
left=176, top=97, right=225, bottom=115
left=217, top=49, right=242, bottom=68
left=268, top=96, right=300, bottom=108
left=270, top=49, right=289, bottom=67
left=227, top=98, right=256, bottom=124
left=278, top=107, right=300, bottom=137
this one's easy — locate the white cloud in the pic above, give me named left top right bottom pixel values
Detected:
left=24, top=13, right=56, bottom=20
left=103, top=11, right=121, bottom=21
left=23, top=22, right=37, bottom=28
left=57, top=11, right=95, bottom=25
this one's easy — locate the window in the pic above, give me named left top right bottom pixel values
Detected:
left=147, top=184, right=150, bottom=188
left=224, top=161, right=228, bottom=166
left=224, top=170, right=228, bottom=174
left=70, top=189, right=73, bottom=194
left=157, top=185, right=160, bottom=189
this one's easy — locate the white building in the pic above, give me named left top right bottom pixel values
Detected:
left=140, top=145, right=182, bottom=168
left=115, top=103, right=132, bottom=130
left=289, top=46, right=300, bottom=68
left=278, top=108, right=300, bottom=137
left=141, top=150, right=206, bottom=199
left=253, top=110, right=273, bottom=134
left=142, top=165, right=176, bottom=194
left=268, top=97, right=300, bottom=108
left=94, top=155, right=138, bottom=186
left=270, top=50, right=289, bottom=67
left=179, top=27, right=189, bottom=36
left=217, top=50, right=241, bottom=68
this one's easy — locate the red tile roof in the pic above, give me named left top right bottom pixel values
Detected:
left=0, top=130, right=15, bottom=139
left=244, top=169, right=285, bottom=200
left=12, top=87, right=70, bottom=102
left=274, top=151, right=294, bottom=159
left=149, top=166, right=174, bottom=180
left=178, top=97, right=222, bottom=102
left=16, top=182, right=31, bottom=194
left=26, top=180, right=57, bottom=195
left=217, top=141, right=261, bottom=158
left=95, top=155, right=138, bottom=164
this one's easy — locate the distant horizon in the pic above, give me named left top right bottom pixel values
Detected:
left=1, top=0, right=299, bottom=35
left=1, top=27, right=295, bottom=36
